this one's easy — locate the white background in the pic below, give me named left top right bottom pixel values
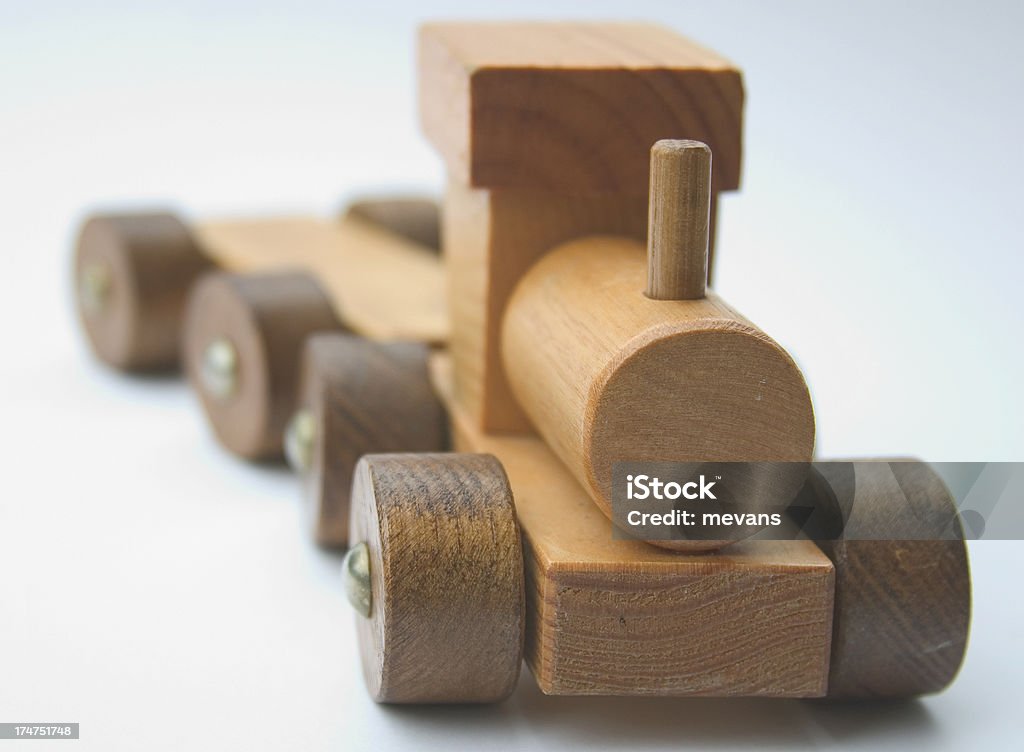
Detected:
left=1, top=1, right=1022, bottom=749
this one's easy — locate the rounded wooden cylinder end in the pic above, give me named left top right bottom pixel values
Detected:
left=588, top=325, right=815, bottom=551
left=815, top=462, right=971, bottom=699
left=292, top=334, right=449, bottom=548
left=349, top=453, right=524, bottom=704
left=74, top=212, right=212, bottom=371
left=182, top=271, right=341, bottom=459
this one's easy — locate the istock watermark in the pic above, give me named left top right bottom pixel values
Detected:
left=626, top=473, right=718, bottom=500
left=611, top=461, right=1024, bottom=543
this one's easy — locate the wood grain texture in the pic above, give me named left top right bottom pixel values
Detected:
left=74, top=212, right=214, bottom=370
left=431, top=354, right=835, bottom=697
left=349, top=453, right=524, bottom=703
left=419, top=22, right=744, bottom=194
left=646, top=140, right=712, bottom=300
left=442, top=183, right=654, bottom=432
left=809, top=462, right=971, bottom=699
left=73, top=200, right=444, bottom=372
left=195, top=213, right=447, bottom=344
left=296, top=333, right=448, bottom=548
left=502, top=236, right=815, bottom=550
left=345, top=197, right=441, bottom=253
left=182, top=271, right=342, bottom=459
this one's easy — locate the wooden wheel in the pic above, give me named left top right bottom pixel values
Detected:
left=811, top=461, right=971, bottom=699
left=347, top=453, right=524, bottom=703
left=182, top=271, right=341, bottom=459
left=75, top=212, right=212, bottom=370
left=344, top=197, right=441, bottom=253
left=287, top=334, right=448, bottom=548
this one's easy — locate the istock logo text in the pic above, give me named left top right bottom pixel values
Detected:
left=625, top=474, right=717, bottom=501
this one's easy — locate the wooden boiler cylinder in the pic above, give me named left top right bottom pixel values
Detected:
left=501, top=235, right=816, bottom=550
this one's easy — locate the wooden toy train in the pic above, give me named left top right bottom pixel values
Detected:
left=73, top=22, right=970, bottom=704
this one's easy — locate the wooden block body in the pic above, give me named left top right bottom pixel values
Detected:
left=419, top=22, right=743, bottom=194
left=432, top=356, right=835, bottom=697
left=195, top=214, right=447, bottom=344
left=425, top=21, right=740, bottom=432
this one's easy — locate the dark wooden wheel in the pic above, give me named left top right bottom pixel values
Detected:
left=348, top=453, right=524, bottom=703
left=182, top=271, right=341, bottom=459
left=75, top=212, right=212, bottom=370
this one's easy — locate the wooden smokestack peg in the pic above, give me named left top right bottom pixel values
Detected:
left=646, top=139, right=712, bottom=300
